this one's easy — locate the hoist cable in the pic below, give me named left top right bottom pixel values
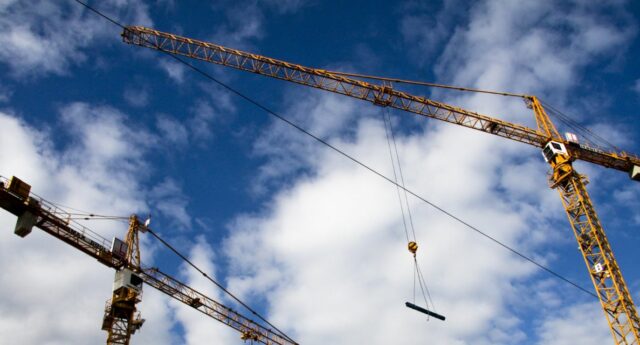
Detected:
left=383, top=107, right=436, bottom=311
left=71, top=5, right=301, bottom=342
left=74, top=0, right=126, bottom=29
left=542, top=100, right=621, bottom=152
left=385, top=108, right=418, bottom=242
left=146, top=227, right=298, bottom=345
left=64, top=217, right=125, bottom=221
left=413, top=264, right=417, bottom=304
left=47, top=199, right=127, bottom=218
left=415, top=258, right=435, bottom=311
left=166, top=49, right=599, bottom=299
left=58, top=212, right=128, bottom=219
left=327, top=70, right=528, bottom=98
left=74, top=0, right=599, bottom=300
left=381, top=107, right=411, bottom=243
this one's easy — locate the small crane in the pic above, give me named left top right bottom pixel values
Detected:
left=0, top=176, right=295, bottom=345
left=120, top=26, right=640, bottom=345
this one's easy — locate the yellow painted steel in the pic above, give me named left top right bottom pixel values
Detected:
left=0, top=178, right=295, bottom=345
left=408, top=241, right=418, bottom=255
left=120, top=26, right=640, bottom=344
left=121, top=26, right=640, bottom=173
left=527, top=96, right=562, bottom=140
left=547, top=153, right=640, bottom=344
left=102, top=287, right=143, bottom=345
left=102, top=216, right=144, bottom=345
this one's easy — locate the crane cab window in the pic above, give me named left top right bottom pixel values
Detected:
left=542, top=141, right=568, bottom=162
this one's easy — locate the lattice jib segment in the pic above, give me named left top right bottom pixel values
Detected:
left=121, top=27, right=548, bottom=146
left=121, top=26, right=640, bottom=174
left=140, top=267, right=295, bottom=345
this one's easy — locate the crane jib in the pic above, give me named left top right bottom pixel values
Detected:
left=121, top=26, right=640, bottom=179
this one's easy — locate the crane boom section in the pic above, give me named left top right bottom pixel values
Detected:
left=121, top=27, right=544, bottom=142
left=121, top=26, right=640, bottom=175
left=140, top=267, right=293, bottom=345
left=0, top=178, right=294, bottom=345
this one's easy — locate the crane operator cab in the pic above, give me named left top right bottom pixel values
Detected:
left=542, top=141, right=569, bottom=164
left=631, top=165, right=640, bottom=181
left=541, top=140, right=640, bottom=182
left=114, top=268, right=143, bottom=294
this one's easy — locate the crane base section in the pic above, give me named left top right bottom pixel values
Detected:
left=405, top=302, right=446, bottom=321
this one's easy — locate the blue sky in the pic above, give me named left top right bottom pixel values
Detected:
left=0, top=1, right=639, bottom=344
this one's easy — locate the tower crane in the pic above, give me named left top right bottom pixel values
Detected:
left=0, top=176, right=296, bottom=345
left=121, top=26, right=640, bottom=345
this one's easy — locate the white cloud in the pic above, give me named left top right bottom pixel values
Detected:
left=613, top=188, right=640, bottom=227
left=225, top=114, right=548, bottom=344
left=583, top=122, right=633, bottom=149
left=123, top=85, right=151, bottom=108
left=134, top=288, right=179, bottom=344
left=210, top=3, right=265, bottom=49
left=158, top=59, right=186, bottom=83
left=2, top=1, right=635, bottom=344
left=400, top=0, right=465, bottom=64
left=250, top=90, right=367, bottom=194
left=215, top=1, right=636, bottom=344
left=262, top=0, right=307, bottom=14
left=58, top=103, right=156, bottom=211
left=434, top=0, right=635, bottom=100
left=0, top=107, right=174, bottom=344
left=0, top=85, right=12, bottom=103
left=188, top=100, right=219, bottom=143
left=154, top=99, right=226, bottom=149
left=171, top=236, right=238, bottom=344
left=148, top=178, right=191, bottom=230
left=0, top=1, right=152, bottom=77
left=205, top=0, right=308, bottom=50
left=156, top=114, right=189, bottom=146
left=534, top=302, right=610, bottom=345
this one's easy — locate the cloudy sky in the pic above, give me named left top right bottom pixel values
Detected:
left=1, top=0, right=639, bottom=344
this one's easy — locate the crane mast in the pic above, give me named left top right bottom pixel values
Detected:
left=121, top=26, right=640, bottom=344
left=101, top=215, right=145, bottom=345
left=0, top=176, right=295, bottom=345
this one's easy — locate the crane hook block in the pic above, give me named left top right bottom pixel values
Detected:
left=408, top=241, right=418, bottom=254
left=405, top=302, right=446, bottom=321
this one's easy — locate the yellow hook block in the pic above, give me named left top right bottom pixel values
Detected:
left=408, top=241, right=418, bottom=254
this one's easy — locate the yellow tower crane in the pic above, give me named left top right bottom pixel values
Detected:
left=121, top=26, right=640, bottom=345
left=0, top=176, right=296, bottom=345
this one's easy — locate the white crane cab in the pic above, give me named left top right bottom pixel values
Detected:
left=114, top=268, right=143, bottom=293
left=542, top=141, right=569, bottom=163
left=631, top=165, right=640, bottom=181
